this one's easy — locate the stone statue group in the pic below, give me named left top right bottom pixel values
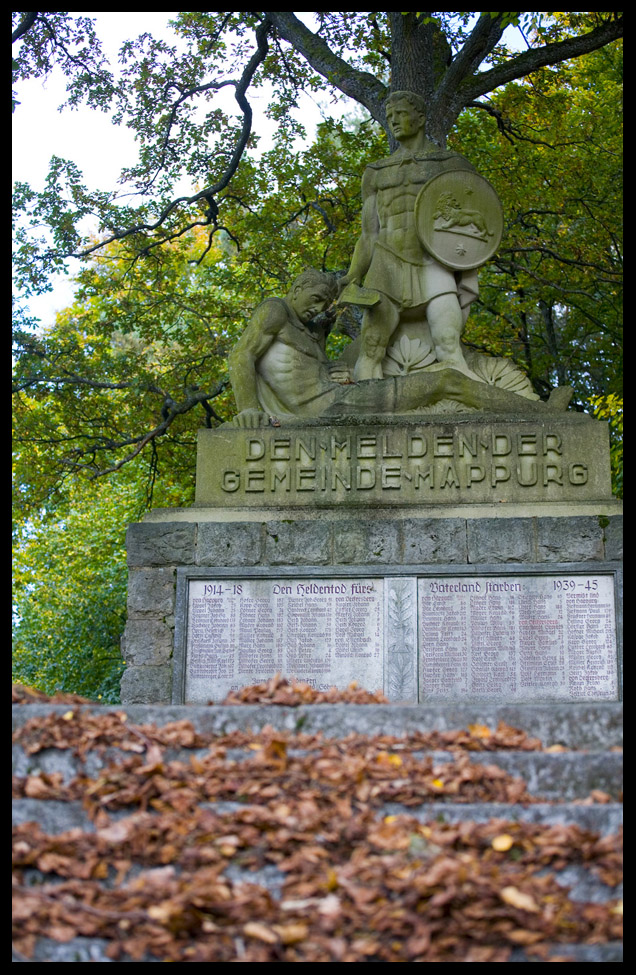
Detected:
left=228, top=91, right=572, bottom=427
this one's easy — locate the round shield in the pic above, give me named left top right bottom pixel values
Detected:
left=415, top=170, right=504, bottom=270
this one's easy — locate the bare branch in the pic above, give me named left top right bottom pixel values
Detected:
left=438, top=12, right=505, bottom=97
left=78, top=381, right=229, bottom=477
left=14, top=379, right=230, bottom=477
left=468, top=99, right=582, bottom=148
left=267, top=11, right=388, bottom=124
left=62, top=16, right=273, bottom=261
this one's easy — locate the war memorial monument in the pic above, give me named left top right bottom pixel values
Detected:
left=120, top=92, right=622, bottom=708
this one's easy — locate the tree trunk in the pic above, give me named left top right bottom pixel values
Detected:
left=387, top=13, right=454, bottom=148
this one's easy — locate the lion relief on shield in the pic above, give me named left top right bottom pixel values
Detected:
left=433, top=190, right=494, bottom=241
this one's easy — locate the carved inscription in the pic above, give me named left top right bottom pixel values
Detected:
left=186, top=578, right=383, bottom=703
left=218, top=427, right=592, bottom=503
left=180, top=571, right=619, bottom=705
left=418, top=575, right=617, bottom=702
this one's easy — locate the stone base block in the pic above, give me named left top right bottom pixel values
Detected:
left=119, top=664, right=173, bottom=705
left=195, top=412, right=613, bottom=509
left=120, top=509, right=622, bottom=706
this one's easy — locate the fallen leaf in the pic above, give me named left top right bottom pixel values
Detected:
left=272, top=922, right=309, bottom=945
left=326, top=868, right=339, bottom=890
left=24, top=774, right=62, bottom=798
left=243, top=921, right=279, bottom=944
left=318, top=894, right=342, bottom=917
left=147, top=900, right=180, bottom=923
left=376, top=751, right=402, bottom=767
left=48, top=924, right=78, bottom=943
left=507, top=929, right=545, bottom=945
left=500, top=886, right=540, bottom=913
left=97, top=819, right=135, bottom=844
left=589, top=789, right=612, bottom=803
left=491, top=834, right=515, bottom=852
left=468, top=723, right=492, bottom=739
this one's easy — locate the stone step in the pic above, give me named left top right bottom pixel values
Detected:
left=12, top=701, right=623, bottom=749
left=13, top=797, right=624, bottom=837
left=12, top=742, right=623, bottom=800
left=13, top=702, right=622, bottom=963
left=13, top=936, right=622, bottom=964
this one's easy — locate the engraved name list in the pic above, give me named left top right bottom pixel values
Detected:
left=185, top=577, right=383, bottom=703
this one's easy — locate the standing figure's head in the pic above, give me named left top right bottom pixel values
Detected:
left=287, top=269, right=338, bottom=323
left=385, top=90, right=427, bottom=145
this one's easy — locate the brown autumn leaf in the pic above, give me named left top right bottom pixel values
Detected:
left=243, top=921, right=279, bottom=944
left=467, top=723, right=492, bottom=739
left=222, top=675, right=388, bottom=706
left=272, top=922, right=309, bottom=944
left=588, top=789, right=612, bottom=804
left=48, top=924, right=79, bottom=943
left=506, top=928, right=545, bottom=945
left=12, top=687, right=623, bottom=963
left=147, top=899, right=182, bottom=924
left=491, top=834, right=515, bottom=852
left=134, top=744, right=164, bottom=774
left=24, top=773, right=64, bottom=799
left=12, top=683, right=95, bottom=705
left=500, top=886, right=540, bottom=913
left=367, top=821, right=411, bottom=851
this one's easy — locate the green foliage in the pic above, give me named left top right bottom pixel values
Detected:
left=589, top=394, right=623, bottom=498
left=12, top=12, right=114, bottom=113
left=13, top=477, right=128, bottom=702
left=12, top=459, right=193, bottom=702
left=451, top=28, right=622, bottom=416
left=13, top=112, right=386, bottom=518
left=13, top=12, right=623, bottom=295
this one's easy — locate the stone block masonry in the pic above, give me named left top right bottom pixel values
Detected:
left=120, top=513, right=622, bottom=705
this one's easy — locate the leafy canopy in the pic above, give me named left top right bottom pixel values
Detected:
left=12, top=11, right=623, bottom=291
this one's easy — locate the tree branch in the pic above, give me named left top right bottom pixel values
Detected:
left=77, top=381, right=228, bottom=477
left=467, top=99, right=582, bottom=148
left=436, top=12, right=505, bottom=103
left=60, top=17, right=273, bottom=262
left=267, top=11, right=388, bottom=124
left=12, top=11, right=39, bottom=43
left=14, top=380, right=231, bottom=478
left=457, top=14, right=623, bottom=106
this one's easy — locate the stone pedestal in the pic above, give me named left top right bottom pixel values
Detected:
left=120, top=414, right=622, bottom=705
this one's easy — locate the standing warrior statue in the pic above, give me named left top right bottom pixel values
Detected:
left=340, top=90, right=498, bottom=382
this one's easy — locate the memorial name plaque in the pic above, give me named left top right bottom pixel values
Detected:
left=185, top=577, right=384, bottom=704
left=419, top=573, right=618, bottom=702
left=174, top=567, right=620, bottom=705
